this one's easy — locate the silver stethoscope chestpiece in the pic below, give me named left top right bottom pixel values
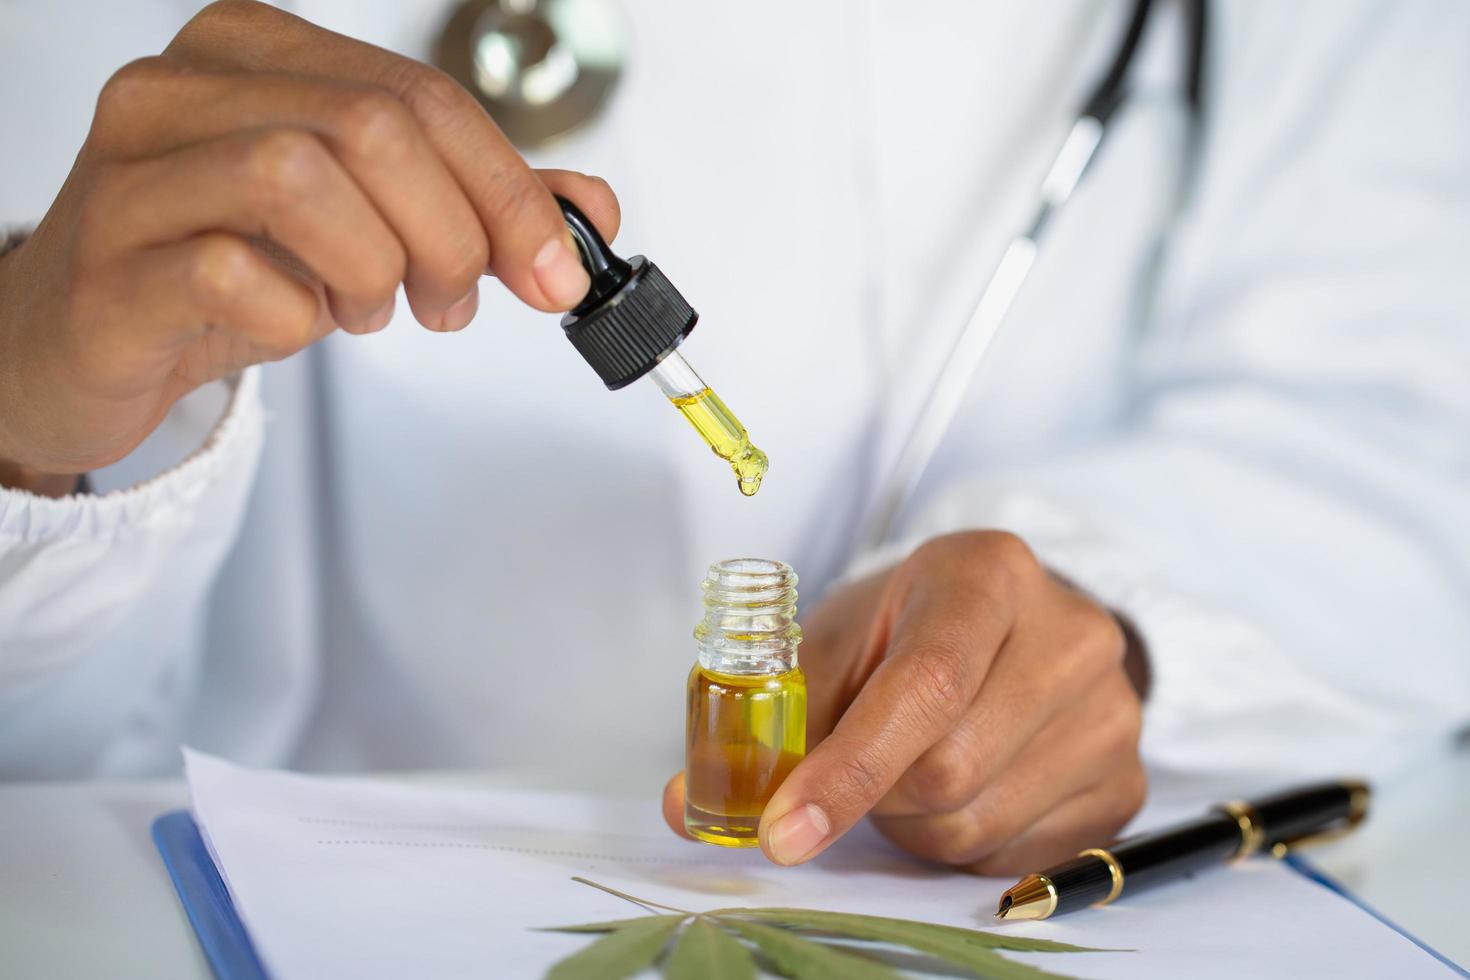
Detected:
left=435, top=0, right=627, bottom=150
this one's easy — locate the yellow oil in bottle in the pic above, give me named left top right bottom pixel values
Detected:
left=685, top=663, right=806, bottom=847
left=670, top=388, right=769, bottom=496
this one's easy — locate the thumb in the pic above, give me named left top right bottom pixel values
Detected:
left=661, top=771, right=694, bottom=840
left=757, top=585, right=996, bottom=866
left=754, top=737, right=850, bottom=867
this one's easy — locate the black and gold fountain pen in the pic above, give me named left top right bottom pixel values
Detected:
left=996, top=779, right=1370, bottom=920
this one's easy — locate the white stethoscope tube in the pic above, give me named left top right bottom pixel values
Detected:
left=855, top=115, right=1106, bottom=554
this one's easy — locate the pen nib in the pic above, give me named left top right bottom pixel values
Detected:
left=995, top=874, right=1058, bottom=921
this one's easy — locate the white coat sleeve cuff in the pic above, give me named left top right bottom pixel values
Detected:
left=853, top=486, right=1443, bottom=787
left=0, top=368, right=264, bottom=691
left=0, top=368, right=262, bottom=543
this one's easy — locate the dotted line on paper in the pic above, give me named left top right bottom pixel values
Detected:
left=298, top=816, right=502, bottom=832
left=313, top=838, right=722, bottom=867
left=297, top=816, right=655, bottom=844
left=297, top=816, right=669, bottom=849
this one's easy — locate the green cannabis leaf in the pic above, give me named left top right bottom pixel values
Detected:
left=539, top=877, right=1122, bottom=979
left=721, top=916, right=898, bottom=979
left=545, top=915, right=685, bottom=980
left=665, top=917, right=757, bottom=980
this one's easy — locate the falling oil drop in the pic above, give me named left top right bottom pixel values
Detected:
left=671, top=387, right=769, bottom=497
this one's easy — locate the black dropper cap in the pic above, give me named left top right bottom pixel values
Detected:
left=557, top=196, right=698, bottom=390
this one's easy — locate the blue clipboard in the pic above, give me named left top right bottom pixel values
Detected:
left=153, top=808, right=1465, bottom=980
left=152, top=810, right=269, bottom=980
left=1281, top=854, right=1468, bottom=979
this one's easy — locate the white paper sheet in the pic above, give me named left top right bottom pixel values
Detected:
left=184, top=750, right=1454, bottom=979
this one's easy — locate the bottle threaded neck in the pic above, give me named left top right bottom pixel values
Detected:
left=694, top=558, right=801, bottom=674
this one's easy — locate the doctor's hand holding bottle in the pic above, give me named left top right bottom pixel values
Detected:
left=665, top=531, right=1149, bottom=874
left=0, top=0, right=617, bottom=496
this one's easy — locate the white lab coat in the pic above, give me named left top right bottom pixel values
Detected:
left=1, top=1, right=1467, bottom=788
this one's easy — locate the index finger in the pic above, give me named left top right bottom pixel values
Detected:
left=167, top=0, right=599, bottom=311
left=757, top=583, right=1012, bottom=866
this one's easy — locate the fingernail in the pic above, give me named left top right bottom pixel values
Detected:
left=437, top=284, right=479, bottom=332
left=532, top=234, right=590, bottom=309
left=766, top=804, right=830, bottom=866
left=364, top=297, right=395, bottom=333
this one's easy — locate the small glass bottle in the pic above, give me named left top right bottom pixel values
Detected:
left=685, top=558, right=806, bottom=847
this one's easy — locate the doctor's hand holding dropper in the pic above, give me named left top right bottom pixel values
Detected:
left=0, top=0, right=618, bottom=495
left=0, top=1, right=1147, bottom=875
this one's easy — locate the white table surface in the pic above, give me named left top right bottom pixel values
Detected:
left=2, top=750, right=1466, bottom=979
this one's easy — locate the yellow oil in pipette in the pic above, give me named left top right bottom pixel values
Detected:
left=671, top=388, right=769, bottom=496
